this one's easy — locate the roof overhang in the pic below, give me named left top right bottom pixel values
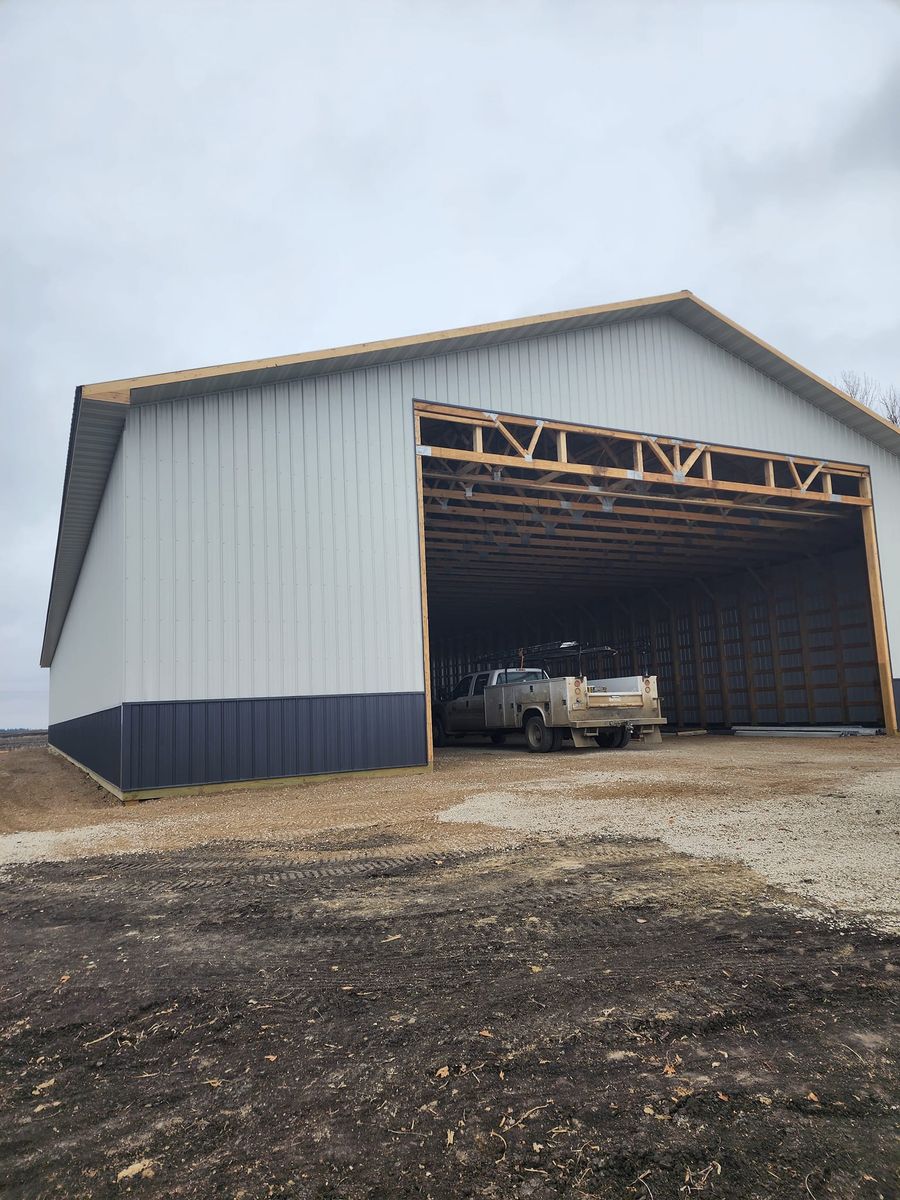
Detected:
left=42, top=290, right=900, bottom=668
left=40, top=389, right=128, bottom=667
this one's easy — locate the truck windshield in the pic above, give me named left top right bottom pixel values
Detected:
left=495, top=670, right=546, bottom=684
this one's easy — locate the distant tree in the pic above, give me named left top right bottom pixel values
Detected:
left=839, top=370, right=900, bottom=427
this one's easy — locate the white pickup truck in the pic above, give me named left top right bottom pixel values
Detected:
left=432, top=668, right=664, bottom=752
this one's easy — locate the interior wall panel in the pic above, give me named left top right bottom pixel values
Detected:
left=428, top=548, right=882, bottom=729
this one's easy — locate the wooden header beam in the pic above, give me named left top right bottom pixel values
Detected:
left=416, top=400, right=869, bottom=477
left=415, top=403, right=869, bottom=508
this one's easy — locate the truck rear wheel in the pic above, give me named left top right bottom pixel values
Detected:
left=489, top=732, right=507, bottom=745
left=525, top=714, right=555, bottom=753
left=433, top=718, right=447, bottom=748
left=595, top=726, right=631, bottom=749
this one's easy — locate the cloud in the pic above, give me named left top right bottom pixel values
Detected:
left=1, top=0, right=898, bottom=726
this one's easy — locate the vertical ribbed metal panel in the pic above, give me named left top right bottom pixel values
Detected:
left=49, top=440, right=124, bottom=724
left=120, top=692, right=427, bottom=791
left=123, top=370, right=423, bottom=702
left=48, top=706, right=122, bottom=788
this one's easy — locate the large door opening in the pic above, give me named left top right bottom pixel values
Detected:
left=413, top=402, right=896, bottom=754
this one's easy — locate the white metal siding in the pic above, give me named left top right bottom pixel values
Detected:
left=123, top=373, right=424, bottom=702
left=49, top=440, right=124, bottom=724
left=120, top=314, right=900, bottom=702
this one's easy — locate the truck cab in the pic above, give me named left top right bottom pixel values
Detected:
left=435, top=669, right=548, bottom=738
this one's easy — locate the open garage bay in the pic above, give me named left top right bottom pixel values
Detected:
left=416, top=403, right=893, bottom=733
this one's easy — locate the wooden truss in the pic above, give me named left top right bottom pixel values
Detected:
left=415, top=401, right=870, bottom=507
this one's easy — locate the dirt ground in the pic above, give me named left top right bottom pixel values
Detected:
left=0, top=739, right=898, bottom=1198
left=1, top=737, right=898, bottom=930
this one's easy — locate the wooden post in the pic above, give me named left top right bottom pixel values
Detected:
left=794, top=566, right=819, bottom=725
left=709, top=589, right=732, bottom=728
left=737, top=587, right=759, bottom=725
left=647, top=597, right=672, bottom=724
left=647, top=598, right=659, bottom=675
left=414, top=413, right=434, bottom=764
left=669, top=605, right=685, bottom=728
left=859, top=475, right=898, bottom=733
left=688, top=590, right=708, bottom=727
left=652, top=590, right=685, bottom=729
left=628, top=610, right=639, bottom=677
left=825, top=569, right=851, bottom=725
left=761, top=579, right=787, bottom=725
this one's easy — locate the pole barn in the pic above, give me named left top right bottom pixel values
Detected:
left=41, top=291, right=900, bottom=800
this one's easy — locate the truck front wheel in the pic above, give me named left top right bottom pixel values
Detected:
left=525, top=714, right=555, bottom=753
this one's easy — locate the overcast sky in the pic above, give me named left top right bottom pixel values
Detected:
left=2, top=0, right=899, bottom=727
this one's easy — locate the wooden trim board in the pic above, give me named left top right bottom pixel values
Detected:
left=414, top=408, right=435, bottom=763
left=860, top=476, right=898, bottom=733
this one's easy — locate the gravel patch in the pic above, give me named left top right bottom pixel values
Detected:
left=440, top=760, right=900, bottom=931
left=0, top=818, right=186, bottom=870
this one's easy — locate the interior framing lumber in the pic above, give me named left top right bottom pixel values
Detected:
left=422, top=466, right=851, bottom=520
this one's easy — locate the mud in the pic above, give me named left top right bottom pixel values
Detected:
left=1, top=830, right=896, bottom=1199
